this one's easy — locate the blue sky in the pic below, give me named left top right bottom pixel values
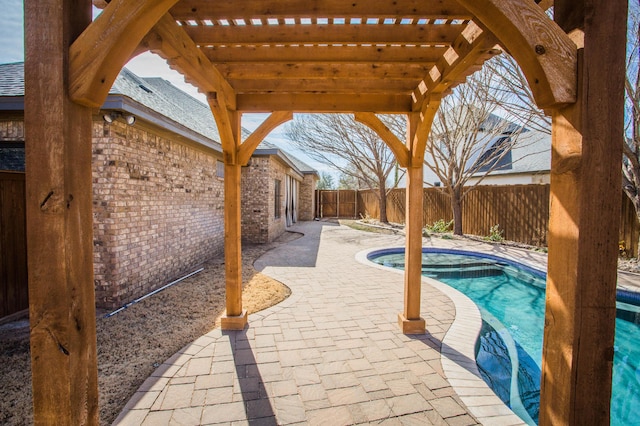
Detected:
left=0, top=2, right=329, bottom=174
left=0, top=0, right=23, bottom=64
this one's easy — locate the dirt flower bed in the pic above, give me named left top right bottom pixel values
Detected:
left=0, top=232, right=298, bottom=426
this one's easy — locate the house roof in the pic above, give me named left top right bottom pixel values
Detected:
left=108, top=68, right=222, bottom=144
left=0, top=62, right=24, bottom=96
left=497, top=130, right=550, bottom=175
left=470, top=126, right=550, bottom=177
left=254, top=140, right=318, bottom=176
left=0, top=62, right=316, bottom=177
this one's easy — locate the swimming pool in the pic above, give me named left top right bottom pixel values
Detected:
left=369, top=248, right=640, bottom=426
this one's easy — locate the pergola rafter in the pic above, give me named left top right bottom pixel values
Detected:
left=168, top=0, right=474, bottom=21
left=25, top=0, right=628, bottom=425
left=183, top=23, right=466, bottom=46
left=202, top=45, right=449, bottom=64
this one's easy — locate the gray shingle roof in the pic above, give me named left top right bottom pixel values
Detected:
left=255, top=140, right=317, bottom=175
left=110, top=69, right=221, bottom=143
left=0, top=62, right=24, bottom=96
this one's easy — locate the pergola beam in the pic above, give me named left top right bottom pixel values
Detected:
left=409, top=96, right=442, bottom=166
left=230, top=79, right=419, bottom=95
left=216, top=63, right=435, bottom=81
left=184, top=24, right=465, bottom=46
left=237, top=94, right=412, bottom=113
left=169, top=0, right=473, bottom=20
left=456, top=0, right=577, bottom=109
left=150, top=13, right=236, bottom=110
left=238, top=111, right=294, bottom=166
left=208, top=95, right=238, bottom=162
left=203, top=45, right=447, bottom=64
left=354, top=113, right=410, bottom=168
left=69, top=0, right=179, bottom=107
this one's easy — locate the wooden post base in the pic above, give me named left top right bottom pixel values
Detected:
left=221, top=310, right=248, bottom=330
left=398, top=313, right=425, bottom=334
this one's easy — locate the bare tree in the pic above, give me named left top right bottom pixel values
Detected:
left=622, top=1, right=640, bottom=256
left=286, top=114, right=404, bottom=223
left=425, top=60, right=547, bottom=235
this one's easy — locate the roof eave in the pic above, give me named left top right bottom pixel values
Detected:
left=252, top=148, right=307, bottom=179
left=103, top=95, right=223, bottom=153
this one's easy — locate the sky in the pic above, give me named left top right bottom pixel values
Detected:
left=0, top=0, right=333, bottom=176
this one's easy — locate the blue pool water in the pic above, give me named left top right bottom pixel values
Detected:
left=369, top=248, right=640, bottom=426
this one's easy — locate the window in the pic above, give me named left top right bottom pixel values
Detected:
left=216, top=160, right=224, bottom=178
left=274, top=179, right=281, bottom=219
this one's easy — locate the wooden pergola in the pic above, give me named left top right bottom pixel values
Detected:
left=24, top=0, right=626, bottom=424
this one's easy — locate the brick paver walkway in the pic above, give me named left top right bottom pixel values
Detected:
left=114, top=221, right=565, bottom=425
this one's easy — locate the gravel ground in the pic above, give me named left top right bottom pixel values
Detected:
left=0, top=232, right=298, bottom=426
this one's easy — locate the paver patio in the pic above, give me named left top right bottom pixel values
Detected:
left=113, top=220, right=639, bottom=426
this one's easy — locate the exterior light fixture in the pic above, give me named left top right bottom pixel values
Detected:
left=102, top=112, right=136, bottom=126
left=124, top=114, right=136, bottom=125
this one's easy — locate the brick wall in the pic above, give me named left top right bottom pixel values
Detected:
left=0, top=119, right=25, bottom=171
left=241, top=157, right=269, bottom=243
left=268, top=158, right=288, bottom=241
left=1, top=115, right=315, bottom=310
left=92, top=120, right=225, bottom=309
left=298, top=174, right=317, bottom=221
left=241, top=156, right=289, bottom=244
left=0, top=119, right=23, bottom=141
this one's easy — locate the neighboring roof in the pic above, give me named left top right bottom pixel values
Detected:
left=0, top=62, right=316, bottom=177
left=451, top=107, right=551, bottom=177
left=473, top=129, right=550, bottom=177
left=499, top=130, right=550, bottom=175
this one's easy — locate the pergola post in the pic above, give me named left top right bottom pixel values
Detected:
left=24, top=0, right=99, bottom=424
left=540, top=0, right=627, bottom=424
left=398, top=109, right=438, bottom=334
left=212, top=106, right=248, bottom=330
left=222, top=159, right=247, bottom=328
left=399, top=163, right=426, bottom=333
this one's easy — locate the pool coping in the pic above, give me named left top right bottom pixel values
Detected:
left=356, top=247, right=528, bottom=426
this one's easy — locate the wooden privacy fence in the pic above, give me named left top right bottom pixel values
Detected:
left=0, top=171, right=28, bottom=319
left=315, top=190, right=358, bottom=218
left=356, top=184, right=640, bottom=256
left=3, top=181, right=638, bottom=318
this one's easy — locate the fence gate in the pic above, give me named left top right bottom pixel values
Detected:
left=315, top=190, right=358, bottom=218
left=0, top=171, right=28, bottom=319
